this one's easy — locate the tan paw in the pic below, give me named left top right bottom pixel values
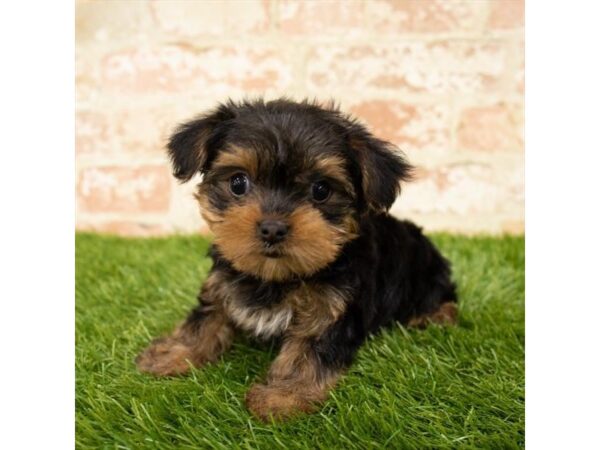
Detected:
left=245, top=383, right=317, bottom=422
left=135, top=337, right=194, bottom=376
left=408, top=302, right=458, bottom=329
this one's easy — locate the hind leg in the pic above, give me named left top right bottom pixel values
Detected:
left=407, top=302, right=458, bottom=329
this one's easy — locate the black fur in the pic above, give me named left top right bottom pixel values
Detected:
left=315, top=215, right=456, bottom=370
left=206, top=213, right=456, bottom=372
left=167, top=103, right=236, bottom=181
left=167, top=98, right=412, bottom=213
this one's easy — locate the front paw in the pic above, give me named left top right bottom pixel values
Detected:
left=135, top=337, right=194, bottom=376
left=245, top=383, right=318, bottom=422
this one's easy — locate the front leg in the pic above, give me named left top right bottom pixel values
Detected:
left=245, top=286, right=367, bottom=421
left=246, top=308, right=366, bottom=421
left=245, top=338, right=339, bottom=421
left=136, top=272, right=234, bottom=376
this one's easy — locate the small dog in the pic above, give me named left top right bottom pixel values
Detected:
left=136, top=98, right=457, bottom=421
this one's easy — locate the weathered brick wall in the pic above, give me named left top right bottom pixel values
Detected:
left=76, top=0, right=524, bottom=236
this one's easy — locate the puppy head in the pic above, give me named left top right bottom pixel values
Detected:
left=168, top=99, right=412, bottom=281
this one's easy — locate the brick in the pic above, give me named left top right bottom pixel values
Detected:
left=398, top=161, right=524, bottom=215
left=457, top=103, right=524, bottom=152
left=76, top=111, right=110, bottom=154
left=74, top=0, right=525, bottom=236
left=488, top=0, right=524, bottom=30
left=76, top=0, right=155, bottom=43
left=77, top=221, right=169, bottom=237
left=516, top=62, right=524, bottom=94
left=101, top=45, right=292, bottom=94
left=150, top=0, right=269, bottom=37
left=350, top=100, right=450, bottom=151
left=307, top=41, right=509, bottom=94
left=169, top=180, right=211, bottom=234
left=77, top=166, right=171, bottom=213
left=75, top=48, right=100, bottom=105
left=515, top=39, right=525, bottom=94
left=366, top=0, right=486, bottom=33
left=75, top=108, right=174, bottom=156
left=113, top=109, right=172, bottom=155
left=278, top=0, right=366, bottom=35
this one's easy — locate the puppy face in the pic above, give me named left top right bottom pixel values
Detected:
left=167, top=99, right=412, bottom=281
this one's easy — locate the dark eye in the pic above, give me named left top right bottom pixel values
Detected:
left=311, top=181, right=331, bottom=203
left=229, top=173, right=249, bottom=196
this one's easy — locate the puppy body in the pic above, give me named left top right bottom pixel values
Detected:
left=136, top=99, right=457, bottom=421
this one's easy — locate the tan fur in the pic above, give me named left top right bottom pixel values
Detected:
left=212, top=145, right=258, bottom=178
left=194, top=186, right=222, bottom=227
left=193, top=148, right=359, bottom=282
left=194, top=145, right=259, bottom=227
left=407, top=302, right=458, bottom=329
left=192, top=129, right=212, bottom=169
left=342, top=213, right=360, bottom=237
left=348, top=136, right=372, bottom=200
left=311, top=155, right=355, bottom=196
left=245, top=339, right=341, bottom=421
left=287, top=283, right=347, bottom=338
left=286, top=204, right=356, bottom=272
left=134, top=337, right=195, bottom=376
left=212, top=202, right=357, bottom=281
left=198, top=270, right=233, bottom=309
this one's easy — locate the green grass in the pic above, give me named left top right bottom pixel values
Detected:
left=76, top=232, right=524, bottom=449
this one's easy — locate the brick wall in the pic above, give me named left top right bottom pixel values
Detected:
left=76, top=0, right=524, bottom=236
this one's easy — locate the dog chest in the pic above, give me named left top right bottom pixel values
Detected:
left=221, top=278, right=297, bottom=339
left=224, top=298, right=294, bottom=339
left=219, top=276, right=348, bottom=339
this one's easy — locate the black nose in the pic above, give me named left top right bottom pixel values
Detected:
left=258, top=220, right=289, bottom=244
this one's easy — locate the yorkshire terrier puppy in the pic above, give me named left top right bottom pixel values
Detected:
left=136, top=98, right=457, bottom=421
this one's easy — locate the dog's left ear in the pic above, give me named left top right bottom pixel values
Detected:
left=347, top=127, right=413, bottom=212
left=167, top=103, right=236, bottom=182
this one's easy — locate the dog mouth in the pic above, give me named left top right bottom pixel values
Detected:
left=261, top=243, right=285, bottom=258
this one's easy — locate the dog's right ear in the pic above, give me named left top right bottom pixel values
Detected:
left=167, top=104, right=236, bottom=182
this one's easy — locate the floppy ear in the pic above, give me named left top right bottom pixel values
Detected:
left=167, top=104, right=236, bottom=181
left=347, top=128, right=413, bottom=212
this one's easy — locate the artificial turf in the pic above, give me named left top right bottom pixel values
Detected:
left=75, top=232, right=524, bottom=449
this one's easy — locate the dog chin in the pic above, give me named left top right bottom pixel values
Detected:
left=261, top=245, right=285, bottom=259
left=262, top=252, right=283, bottom=259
